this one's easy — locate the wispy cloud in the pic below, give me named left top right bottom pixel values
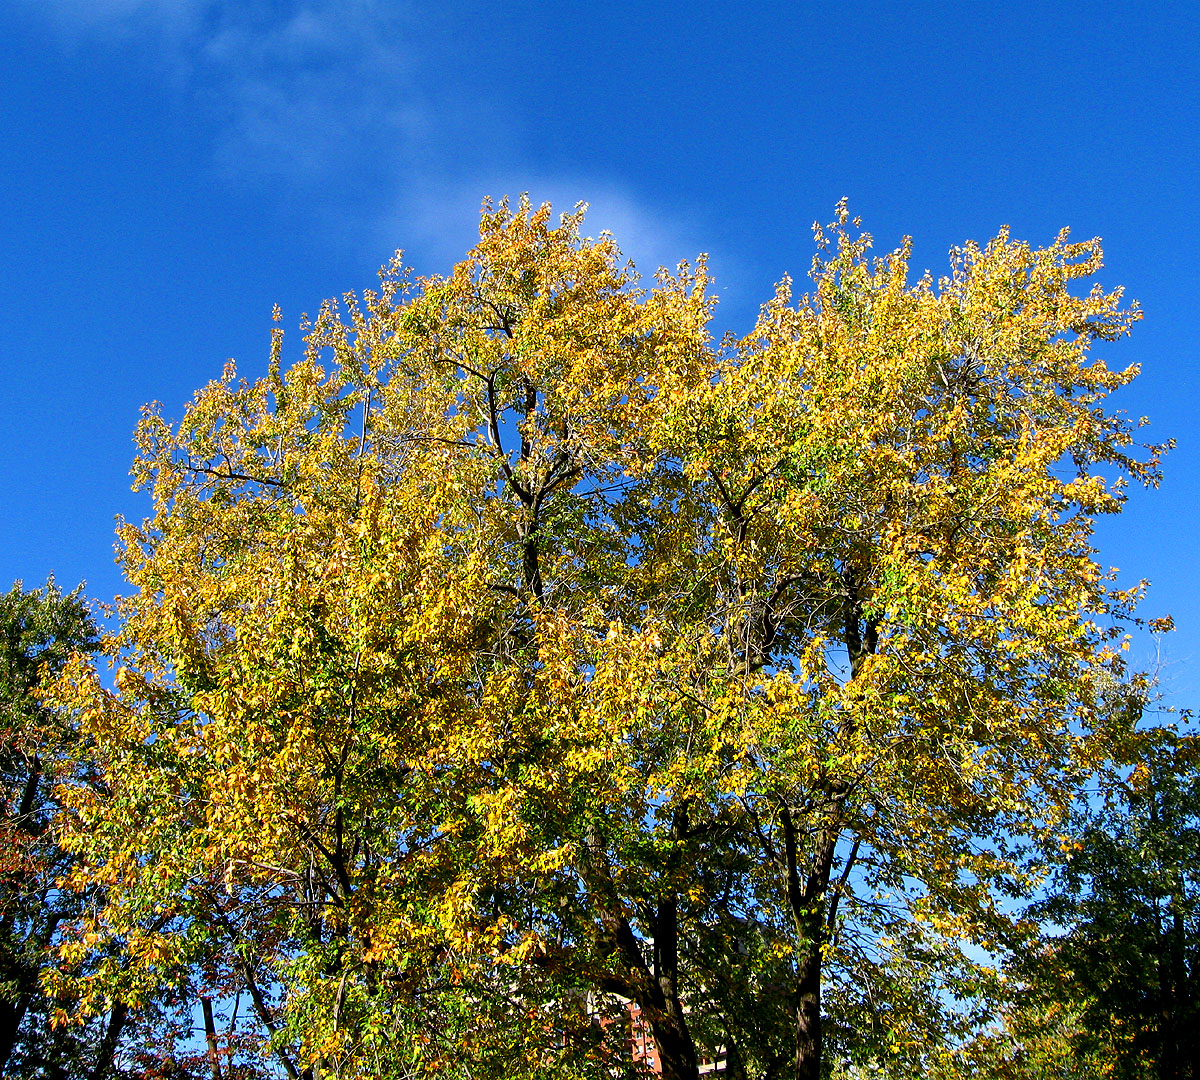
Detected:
left=21, top=1, right=714, bottom=282
left=24, top=1, right=424, bottom=189
left=198, top=2, right=424, bottom=186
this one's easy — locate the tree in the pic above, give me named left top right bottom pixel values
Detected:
left=2, top=583, right=227, bottom=1080
left=1027, top=723, right=1200, bottom=1079
left=0, top=579, right=108, bottom=1077
left=52, top=198, right=1166, bottom=1080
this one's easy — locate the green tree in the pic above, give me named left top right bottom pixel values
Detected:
left=0, top=579, right=108, bottom=1078
left=1029, top=724, right=1200, bottom=1079
left=1, top=582, right=208, bottom=1080
left=52, top=199, right=1166, bottom=1080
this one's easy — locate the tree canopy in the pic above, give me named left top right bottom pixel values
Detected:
left=1030, top=725, right=1198, bottom=1080
left=49, top=198, right=1168, bottom=1080
left=0, top=579, right=105, bottom=1078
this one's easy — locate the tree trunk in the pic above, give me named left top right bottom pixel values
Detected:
left=579, top=823, right=700, bottom=1080
left=1161, top=898, right=1189, bottom=1080
left=0, top=992, right=29, bottom=1076
left=201, top=996, right=223, bottom=1080
left=85, top=1001, right=128, bottom=1080
left=793, top=946, right=822, bottom=1080
left=640, top=813, right=700, bottom=1080
left=650, top=1012, right=700, bottom=1080
left=779, top=801, right=841, bottom=1080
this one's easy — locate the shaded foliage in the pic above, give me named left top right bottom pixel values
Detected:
left=1034, top=725, right=1200, bottom=1079
left=0, top=579, right=106, bottom=1078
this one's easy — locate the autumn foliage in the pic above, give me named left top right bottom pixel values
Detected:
left=43, top=198, right=1168, bottom=1079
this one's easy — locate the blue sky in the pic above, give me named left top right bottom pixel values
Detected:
left=2, top=1, right=1197, bottom=701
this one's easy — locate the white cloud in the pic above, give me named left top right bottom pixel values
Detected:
left=22, top=1, right=721, bottom=291
left=24, top=0, right=423, bottom=189
left=394, top=175, right=709, bottom=284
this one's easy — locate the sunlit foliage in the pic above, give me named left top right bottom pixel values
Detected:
left=50, top=198, right=1165, bottom=1080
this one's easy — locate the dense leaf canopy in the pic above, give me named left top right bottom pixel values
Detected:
left=1, top=580, right=106, bottom=1077
left=49, top=199, right=1166, bottom=1080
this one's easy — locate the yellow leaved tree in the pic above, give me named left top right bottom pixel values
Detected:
left=51, top=199, right=1165, bottom=1080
